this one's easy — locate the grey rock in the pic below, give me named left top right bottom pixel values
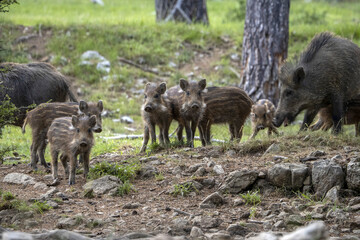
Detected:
left=324, top=186, right=340, bottom=204
left=346, top=157, right=360, bottom=191
left=207, top=232, right=231, bottom=240
left=201, top=178, right=215, bottom=189
left=312, top=159, right=345, bottom=199
left=170, top=218, right=191, bottom=235
left=24, top=220, right=38, bottom=228
left=213, top=165, right=225, bottom=175
left=80, top=50, right=110, bottom=73
left=46, top=200, right=59, bottom=209
left=3, top=173, right=36, bottom=185
left=83, top=175, right=122, bottom=194
left=189, top=164, right=203, bottom=173
left=207, top=160, right=215, bottom=168
left=274, top=220, right=285, bottom=229
left=326, top=208, right=348, bottom=223
left=226, top=224, right=247, bottom=236
left=138, top=165, right=158, bottom=179
left=40, top=187, right=58, bottom=199
left=220, top=170, right=258, bottom=194
left=200, top=192, right=224, bottom=209
left=233, top=198, right=245, bottom=206
left=226, top=149, right=237, bottom=157
left=207, top=149, right=221, bottom=158
left=190, top=226, right=204, bottom=238
left=2, top=232, right=33, bottom=240
left=194, top=167, right=207, bottom=177
left=285, top=214, right=305, bottom=226
left=349, top=197, right=360, bottom=206
left=33, top=182, right=48, bottom=190
left=309, top=150, right=326, bottom=157
left=121, top=232, right=154, bottom=239
left=56, top=218, right=77, bottom=229
left=349, top=203, right=360, bottom=212
left=120, top=116, right=134, bottom=124
left=280, top=221, right=328, bottom=240
left=247, top=233, right=277, bottom=240
left=33, top=229, right=92, bottom=240
left=199, top=217, right=223, bottom=229
left=122, top=202, right=141, bottom=209
left=267, top=163, right=308, bottom=190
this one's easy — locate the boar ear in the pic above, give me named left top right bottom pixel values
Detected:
left=89, top=115, right=97, bottom=128
left=198, top=78, right=206, bottom=90
left=293, top=67, right=305, bottom=85
left=72, top=115, right=79, bottom=127
left=179, top=78, right=189, bottom=91
left=158, top=82, right=167, bottom=94
left=145, top=82, right=151, bottom=91
left=79, top=100, right=88, bottom=112
left=97, top=100, right=103, bottom=112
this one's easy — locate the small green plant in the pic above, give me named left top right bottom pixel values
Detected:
left=249, top=206, right=257, bottom=219
left=31, top=201, right=52, bottom=214
left=53, top=198, right=63, bottom=204
left=155, top=172, right=164, bottom=181
left=240, top=190, right=261, bottom=206
left=115, top=181, right=133, bottom=196
left=88, top=161, right=140, bottom=183
left=75, top=215, right=84, bottom=225
left=87, top=219, right=103, bottom=229
left=2, top=191, right=15, bottom=201
left=171, top=182, right=197, bottom=197
left=296, top=191, right=316, bottom=206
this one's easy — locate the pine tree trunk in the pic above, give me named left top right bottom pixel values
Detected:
left=155, top=0, right=209, bottom=25
left=240, top=0, right=290, bottom=105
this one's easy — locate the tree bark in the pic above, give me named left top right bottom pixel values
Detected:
left=155, top=0, right=209, bottom=25
left=240, top=0, right=290, bottom=105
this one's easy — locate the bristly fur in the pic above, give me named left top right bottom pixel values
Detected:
left=300, top=32, right=333, bottom=64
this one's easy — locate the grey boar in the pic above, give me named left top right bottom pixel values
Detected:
left=311, top=98, right=360, bottom=136
left=274, top=32, right=360, bottom=133
left=166, top=79, right=207, bottom=147
left=198, top=86, right=253, bottom=146
left=0, top=62, right=77, bottom=127
left=22, top=100, right=103, bottom=170
left=47, top=115, right=96, bottom=185
left=140, top=82, right=172, bottom=152
left=250, top=99, right=278, bottom=139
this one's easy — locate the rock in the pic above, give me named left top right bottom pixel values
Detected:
left=312, top=160, right=345, bottom=199
left=122, top=202, right=141, bottom=209
left=274, top=220, right=285, bottom=229
left=40, top=187, right=58, bottom=200
left=213, top=165, right=225, bottom=175
left=219, top=170, right=258, bottom=194
left=324, top=186, right=340, bottom=204
left=33, top=229, right=92, bottom=240
left=226, top=224, right=247, bottom=236
left=247, top=233, right=277, bottom=240
left=346, top=157, right=360, bottom=191
left=190, top=226, right=204, bottom=238
left=83, top=175, right=122, bottom=195
left=194, top=167, right=207, bottom=177
left=280, top=221, right=328, bottom=240
left=349, top=203, right=360, bottom=212
left=309, top=150, right=326, bottom=157
left=349, top=197, right=360, bottom=206
left=226, top=149, right=237, bottom=157
left=252, top=179, right=276, bottom=197
left=2, top=232, right=33, bottom=240
left=199, top=217, right=223, bottom=229
left=138, top=165, right=158, bottom=179
left=122, top=232, right=154, bottom=239
left=120, top=116, right=134, bottom=124
left=285, top=214, right=305, bottom=226
left=201, top=178, right=216, bottom=189
left=170, top=218, right=191, bottom=235
left=24, top=220, right=38, bottom=228
left=56, top=218, right=77, bottom=229
left=3, top=173, right=36, bottom=185
left=33, top=182, right=48, bottom=190
left=267, top=163, right=308, bottom=190
left=189, top=164, right=203, bottom=173
left=207, top=232, right=231, bottom=240
left=264, top=143, right=280, bottom=155
left=46, top=200, right=59, bottom=209
left=80, top=50, right=110, bottom=73
left=199, top=192, right=224, bottom=209
left=326, top=209, right=348, bottom=223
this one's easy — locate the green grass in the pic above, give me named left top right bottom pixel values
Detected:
left=115, top=180, right=133, bottom=196
left=171, top=182, right=198, bottom=197
left=87, top=161, right=140, bottom=182
left=240, top=190, right=262, bottom=206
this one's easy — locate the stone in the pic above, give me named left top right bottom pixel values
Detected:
left=219, top=170, right=258, bottom=194
left=312, top=160, right=345, bottom=199
left=122, top=202, right=141, bottom=209
left=33, top=182, right=48, bottom=190
left=201, top=178, right=215, bottom=188
left=199, top=192, right=224, bottom=209
left=280, top=221, right=328, bottom=240
left=267, top=163, right=308, bottom=190
left=324, top=186, right=340, bottom=204
left=2, top=232, right=33, bottom=240
left=285, top=214, right=305, bottom=226
left=199, top=217, right=223, bottom=229
left=3, top=173, right=36, bottom=185
left=56, top=218, right=77, bottom=229
left=138, top=165, right=158, bottom=179
left=349, top=203, right=360, bottom=212
left=247, top=233, right=277, bottom=240
left=120, top=116, right=134, bottom=124
left=274, top=220, right=285, bottom=229
left=264, top=143, right=280, bottom=155
left=33, top=229, right=92, bottom=240
left=194, top=167, right=207, bottom=177
left=213, top=165, right=225, bottom=175
left=83, top=175, right=122, bottom=195
left=190, top=226, right=204, bottom=238
left=189, top=164, right=203, bottom=173
left=80, top=50, right=110, bottom=73
left=346, top=157, right=360, bottom=191
left=309, top=150, right=326, bottom=157
left=170, top=218, right=191, bottom=235
left=326, top=209, right=348, bottom=223
left=40, top=187, right=58, bottom=199
left=208, top=232, right=231, bottom=240
left=226, top=224, right=247, bottom=236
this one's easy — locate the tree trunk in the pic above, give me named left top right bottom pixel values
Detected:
left=240, top=0, right=290, bottom=105
left=155, top=0, right=209, bottom=25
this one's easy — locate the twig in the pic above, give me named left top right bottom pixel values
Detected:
left=118, top=57, right=170, bottom=77
left=170, top=207, right=192, bottom=216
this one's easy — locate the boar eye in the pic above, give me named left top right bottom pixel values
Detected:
left=154, top=94, right=159, bottom=98
left=285, top=90, right=293, bottom=97
left=198, top=91, right=201, bottom=96
left=144, top=94, right=147, bottom=99
left=186, top=91, right=190, bottom=96
left=88, top=128, right=92, bottom=133
left=76, top=128, right=80, bottom=133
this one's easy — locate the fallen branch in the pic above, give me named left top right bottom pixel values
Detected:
left=118, top=57, right=170, bottom=77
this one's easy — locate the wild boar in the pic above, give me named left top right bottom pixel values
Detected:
left=274, top=32, right=360, bottom=133
left=166, top=78, right=207, bottom=147
left=48, top=115, right=96, bottom=185
left=0, top=62, right=77, bottom=127
left=250, top=99, right=278, bottom=139
left=23, top=100, right=103, bottom=170
left=198, top=86, right=253, bottom=146
left=140, top=82, right=172, bottom=152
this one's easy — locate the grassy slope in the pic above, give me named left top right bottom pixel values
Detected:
left=0, top=0, right=359, bottom=161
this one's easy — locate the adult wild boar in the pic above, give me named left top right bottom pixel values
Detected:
left=273, top=32, right=360, bottom=133
left=0, top=62, right=77, bottom=127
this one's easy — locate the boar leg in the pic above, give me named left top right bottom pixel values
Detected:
left=355, top=122, right=360, bottom=137
left=250, top=127, right=259, bottom=139
left=140, top=125, right=150, bottom=152
left=83, top=151, right=90, bottom=179
left=69, top=155, right=77, bottom=185
left=270, top=125, right=279, bottom=135
left=190, top=120, right=197, bottom=147
left=300, top=109, right=318, bottom=131
left=37, top=139, right=49, bottom=169
left=229, top=124, right=235, bottom=141
left=331, top=100, right=344, bottom=134
left=149, top=123, right=156, bottom=145
left=60, top=154, right=69, bottom=179
left=198, top=123, right=206, bottom=146
left=177, top=124, right=184, bottom=142
left=184, top=121, right=192, bottom=147
left=51, top=149, right=59, bottom=181
left=162, top=123, right=171, bottom=147
left=205, top=121, right=212, bottom=145
left=30, top=140, right=41, bottom=171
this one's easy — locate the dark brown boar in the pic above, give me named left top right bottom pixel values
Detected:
left=250, top=99, right=278, bottom=139
left=48, top=115, right=96, bottom=185
left=198, top=86, right=253, bottom=146
left=274, top=32, right=360, bottom=134
left=0, top=62, right=78, bottom=127
left=166, top=79, right=207, bottom=147
left=140, top=82, right=172, bottom=152
left=22, top=100, right=103, bottom=170
left=311, top=98, right=360, bottom=136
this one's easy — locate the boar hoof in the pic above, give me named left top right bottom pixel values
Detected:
left=48, top=178, right=60, bottom=187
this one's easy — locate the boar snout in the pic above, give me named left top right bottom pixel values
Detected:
left=191, top=103, right=200, bottom=109
left=93, top=125, right=102, bottom=133
left=273, top=115, right=284, bottom=128
left=144, top=105, right=153, bottom=112
left=256, top=124, right=265, bottom=130
left=80, top=141, right=88, bottom=148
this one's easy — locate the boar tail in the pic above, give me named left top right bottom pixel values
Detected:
left=22, top=117, right=28, bottom=134
left=67, top=89, right=78, bottom=103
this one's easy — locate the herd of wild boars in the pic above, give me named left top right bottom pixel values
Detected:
left=2, top=31, right=360, bottom=185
